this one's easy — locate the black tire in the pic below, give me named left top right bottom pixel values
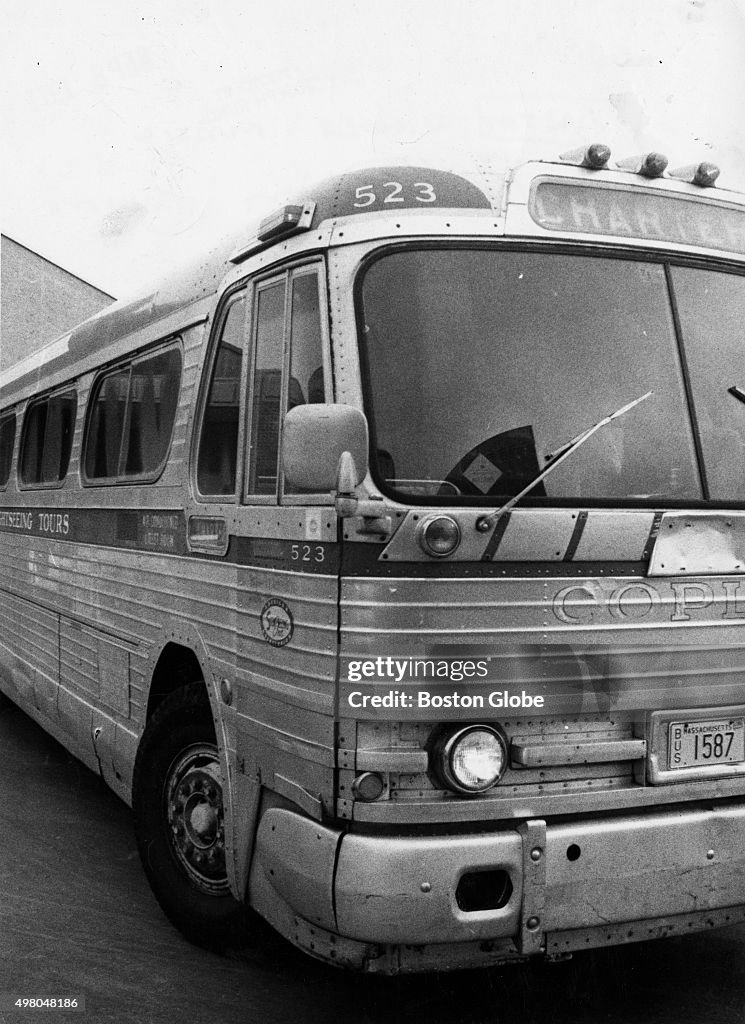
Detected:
left=133, top=682, right=251, bottom=951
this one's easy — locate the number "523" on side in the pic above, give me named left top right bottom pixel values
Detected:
left=291, top=543, right=325, bottom=563
left=353, top=181, right=437, bottom=207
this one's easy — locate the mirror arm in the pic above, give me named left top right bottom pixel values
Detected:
left=334, top=451, right=393, bottom=535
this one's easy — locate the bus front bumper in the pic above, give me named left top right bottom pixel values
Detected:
left=249, top=799, right=745, bottom=953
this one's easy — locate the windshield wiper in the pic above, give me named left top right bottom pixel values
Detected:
left=475, top=390, right=653, bottom=533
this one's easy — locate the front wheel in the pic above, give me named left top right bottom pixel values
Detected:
left=133, top=683, right=250, bottom=950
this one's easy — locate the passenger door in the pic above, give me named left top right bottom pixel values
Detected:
left=192, top=262, right=338, bottom=892
left=236, top=262, right=338, bottom=815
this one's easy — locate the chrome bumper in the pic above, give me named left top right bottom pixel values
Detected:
left=250, top=798, right=745, bottom=951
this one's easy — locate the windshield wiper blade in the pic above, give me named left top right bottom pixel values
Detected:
left=475, top=390, right=653, bottom=533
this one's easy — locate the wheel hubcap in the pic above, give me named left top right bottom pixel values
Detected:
left=165, top=743, right=228, bottom=895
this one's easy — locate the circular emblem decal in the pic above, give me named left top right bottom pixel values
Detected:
left=260, top=599, right=294, bottom=647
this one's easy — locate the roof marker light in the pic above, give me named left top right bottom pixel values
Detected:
left=616, top=152, right=668, bottom=178
left=668, top=162, right=721, bottom=187
left=258, top=202, right=315, bottom=242
left=230, top=201, right=316, bottom=264
left=559, top=143, right=611, bottom=169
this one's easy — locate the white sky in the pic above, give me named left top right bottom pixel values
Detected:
left=2, top=0, right=745, bottom=300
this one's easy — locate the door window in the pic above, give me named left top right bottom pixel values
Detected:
left=245, top=265, right=328, bottom=500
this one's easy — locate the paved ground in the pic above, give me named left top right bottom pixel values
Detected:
left=1, top=693, right=744, bottom=1024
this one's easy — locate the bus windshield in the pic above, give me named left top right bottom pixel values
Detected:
left=360, top=248, right=713, bottom=504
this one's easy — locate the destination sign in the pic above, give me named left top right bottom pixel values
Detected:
left=529, top=180, right=745, bottom=256
left=0, top=506, right=186, bottom=553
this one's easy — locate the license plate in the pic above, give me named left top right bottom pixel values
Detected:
left=668, top=717, right=745, bottom=770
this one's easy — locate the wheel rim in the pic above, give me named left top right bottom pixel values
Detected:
left=165, top=742, right=229, bottom=895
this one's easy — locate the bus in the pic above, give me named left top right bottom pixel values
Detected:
left=3, top=143, right=745, bottom=974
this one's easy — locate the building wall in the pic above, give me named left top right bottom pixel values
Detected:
left=1, top=235, right=115, bottom=372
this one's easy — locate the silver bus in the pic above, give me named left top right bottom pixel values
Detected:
left=3, top=143, right=745, bottom=973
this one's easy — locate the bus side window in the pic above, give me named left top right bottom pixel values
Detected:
left=84, top=344, right=181, bottom=483
left=41, top=392, right=77, bottom=483
left=245, top=266, right=327, bottom=500
left=122, top=348, right=181, bottom=477
left=284, top=270, right=326, bottom=495
left=289, top=272, right=325, bottom=408
left=85, top=369, right=130, bottom=479
left=196, top=294, right=246, bottom=496
left=247, top=281, right=286, bottom=497
left=20, top=390, right=77, bottom=486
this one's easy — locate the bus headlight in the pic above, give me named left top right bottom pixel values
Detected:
left=432, top=725, right=508, bottom=794
left=417, top=515, right=461, bottom=558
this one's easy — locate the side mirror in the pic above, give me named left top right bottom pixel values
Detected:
left=282, top=404, right=369, bottom=492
